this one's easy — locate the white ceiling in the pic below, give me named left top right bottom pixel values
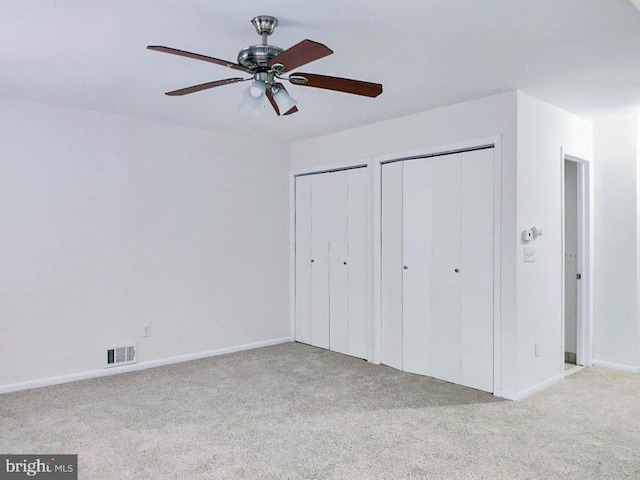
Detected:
left=2, top=0, right=640, bottom=141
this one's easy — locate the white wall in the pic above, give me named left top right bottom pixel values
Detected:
left=516, top=92, right=593, bottom=391
left=291, top=91, right=521, bottom=394
left=0, top=97, right=290, bottom=388
left=593, top=116, right=639, bottom=368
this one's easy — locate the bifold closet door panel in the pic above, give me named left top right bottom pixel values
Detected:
left=328, top=171, right=349, bottom=355
left=460, top=149, right=494, bottom=392
left=295, top=175, right=313, bottom=345
left=402, top=158, right=434, bottom=376
left=381, top=161, right=403, bottom=370
left=429, top=155, right=463, bottom=385
left=347, top=167, right=370, bottom=359
left=310, top=173, right=332, bottom=349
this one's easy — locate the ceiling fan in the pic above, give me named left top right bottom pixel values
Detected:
left=147, top=15, right=383, bottom=116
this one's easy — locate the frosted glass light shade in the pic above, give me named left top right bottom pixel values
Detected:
left=272, top=87, right=297, bottom=115
left=249, top=80, right=266, bottom=98
left=239, top=87, right=265, bottom=116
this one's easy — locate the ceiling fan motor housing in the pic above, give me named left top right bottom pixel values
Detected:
left=237, top=45, right=283, bottom=70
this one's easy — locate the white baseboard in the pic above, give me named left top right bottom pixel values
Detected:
left=495, top=373, right=564, bottom=401
left=592, top=359, right=640, bottom=373
left=0, top=337, right=291, bottom=395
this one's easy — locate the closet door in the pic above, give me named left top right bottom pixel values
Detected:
left=460, top=149, right=494, bottom=392
left=328, top=171, right=349, bottom=355
left=310, top=173, right=332, bottom=349
left=296, top=167, right=371, bottom=358
left=403, top=155, right=463, bottom=382
left=429, top=155, right=463, bottom=385
left=402, top=157, right=434, bottom=375
left=381, top=161, right=404, bottom=369
left=347, top=167, right=370, bottom=359
left=294, top=175, right=313, bottom=345
left=381, top=148, right=494, bottom=392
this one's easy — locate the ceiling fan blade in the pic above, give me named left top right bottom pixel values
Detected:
left=268, top=39, right=333, bottom=72
left=165, top=78, right=245, bottom=96
left=147, top=46, right=251, bottom=73
left=290, top=73, right=383, bottom=98
left=266, top=84, right=299, bottom=116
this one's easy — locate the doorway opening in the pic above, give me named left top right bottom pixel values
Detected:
left=562, top=154, right=592, bottom=376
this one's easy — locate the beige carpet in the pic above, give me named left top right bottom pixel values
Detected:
left=1, top=342, right=639, bottom=479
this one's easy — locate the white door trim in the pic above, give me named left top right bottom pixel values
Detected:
left=560, top=148, right=593, bottom=369
left=373, top=136, right=503, bottom=394
left=289, top=159, right=374, bottom=361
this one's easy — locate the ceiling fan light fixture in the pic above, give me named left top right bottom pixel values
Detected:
left=272, top=86, right=297, bottom=115
left=249, top=80, right=267, bottom=98
left=239, top=86, right=265, bottom=116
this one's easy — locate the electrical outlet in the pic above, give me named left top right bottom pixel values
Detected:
left=524, top=246, right=536, bottom=263
left=143, top=325, right=151, bottom=337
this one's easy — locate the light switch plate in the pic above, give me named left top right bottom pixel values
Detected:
left=524, top=246, right=536, bottom=263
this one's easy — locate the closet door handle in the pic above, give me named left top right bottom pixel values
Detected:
left=403, top=266, right=408, bottom=270
left=454, top=268, right=459, bottom=273
left=311, top=259, right=315, bottom=263
left=343, top=261, right=347, bottom=265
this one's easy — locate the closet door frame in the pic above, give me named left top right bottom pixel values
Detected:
left=290, top=159, right=373, bottom=361
left=373, top=136, right=503, bottom=394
